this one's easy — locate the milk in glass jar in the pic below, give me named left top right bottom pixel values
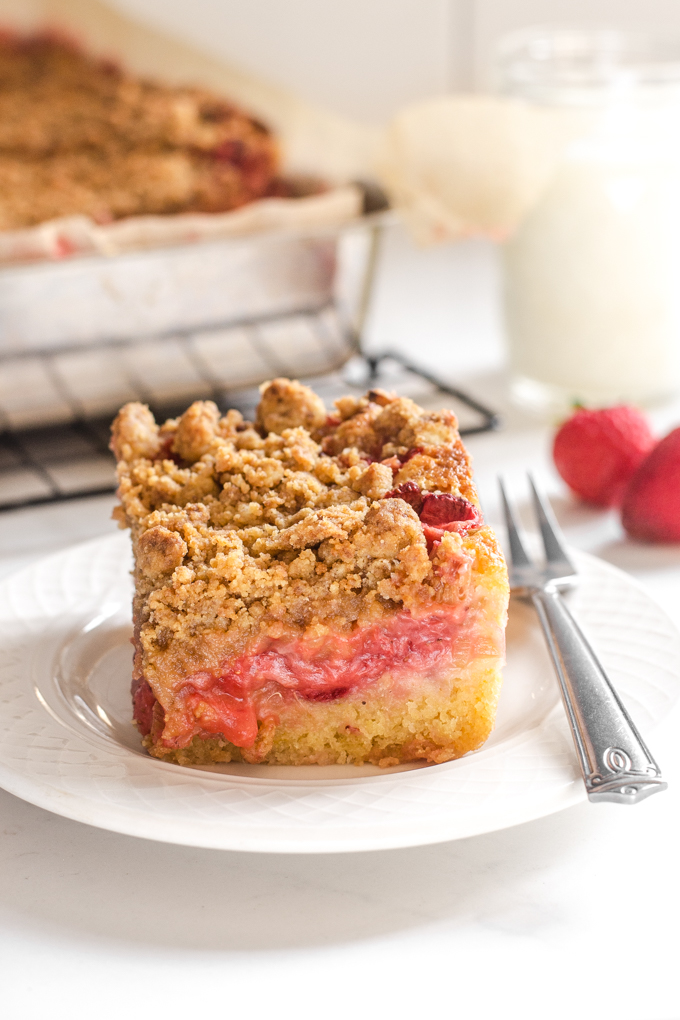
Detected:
left=499, top=30, right=680, bottom=410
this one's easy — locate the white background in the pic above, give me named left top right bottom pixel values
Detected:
left=107, top=0, right=680, bottom=119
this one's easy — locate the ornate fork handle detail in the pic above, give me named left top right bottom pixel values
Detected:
left=532, top=587, right=667, bottom=804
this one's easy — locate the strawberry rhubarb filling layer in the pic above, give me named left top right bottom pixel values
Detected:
left=134, top=603, right=501, bottom=751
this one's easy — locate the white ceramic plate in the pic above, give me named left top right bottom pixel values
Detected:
left=0, top=533, right=677, bottom=853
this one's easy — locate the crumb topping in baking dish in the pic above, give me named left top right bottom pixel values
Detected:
left=0, top=31, right=281, bottom=228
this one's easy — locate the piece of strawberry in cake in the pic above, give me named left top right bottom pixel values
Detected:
left=111, top=379, right=509, bottom=767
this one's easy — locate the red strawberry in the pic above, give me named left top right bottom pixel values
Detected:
left=419, top=492, right=480, bottom=529
left=621, top=427, right=680, bottom=542
left=386, top=481, right=424, bottom=514
left=385, top=484, right=481, bottom=551
left=553, top=405, right=655, bottom=508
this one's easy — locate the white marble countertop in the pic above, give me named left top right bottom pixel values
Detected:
left=2, top=226, right=679, bottom=1020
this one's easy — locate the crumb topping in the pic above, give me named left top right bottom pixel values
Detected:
left=0, top=32, right=281, bottom=229
left=113, top=379, right=505, bottom=670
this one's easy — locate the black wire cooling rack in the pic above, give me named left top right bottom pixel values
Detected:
left=0, top=345, right=499, bottom=513
left=0, top=214, right=500, bottom=514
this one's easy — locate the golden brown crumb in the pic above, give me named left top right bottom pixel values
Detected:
left=110, top=401, right=159, bottom=462
left=172, top=400, right=220, bottom=462
left=256, top=378, right=328, bottom=435
left=112, top=381, right=502, bottom=667
left=351, top=461, right=394, bottom=499
left=137, top=526, right=188, bottom=579
left=0, top=32, right=280, bottom=229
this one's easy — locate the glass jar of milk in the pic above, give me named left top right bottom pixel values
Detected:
left=499, top=30, right=680, bottom=410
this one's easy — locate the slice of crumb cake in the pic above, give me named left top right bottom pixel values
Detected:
left=111, top=379, right=509, bottom=767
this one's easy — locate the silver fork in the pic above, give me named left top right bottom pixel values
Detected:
left=499, top=475, right=667, bottom=805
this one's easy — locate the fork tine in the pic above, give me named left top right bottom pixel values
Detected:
left=498, top=477, right=532, bottom=566
left=527, top=474, right=575, bottom=569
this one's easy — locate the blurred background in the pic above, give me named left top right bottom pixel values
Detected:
left=5, top=0, right=680, bottom=520
left=101, top=0, right=680, bottom=114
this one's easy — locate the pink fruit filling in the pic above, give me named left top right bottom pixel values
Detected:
left=134, top=605, right=489, bottom=751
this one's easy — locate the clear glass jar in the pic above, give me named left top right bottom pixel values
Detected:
left=498, top=29, right=680, bottom=411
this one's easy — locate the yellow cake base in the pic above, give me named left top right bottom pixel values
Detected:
left=145, top=657, right=503, bottom=767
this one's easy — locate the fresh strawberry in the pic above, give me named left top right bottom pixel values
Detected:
left=621, top=427, right=680, bottom=542
left=553, top=405, right=655, bottom=508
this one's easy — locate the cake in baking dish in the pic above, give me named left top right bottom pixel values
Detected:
left=111, top=379, right=509, bottom=767
left=0, top=31, right=281, bottom=229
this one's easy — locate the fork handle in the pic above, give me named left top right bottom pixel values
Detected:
left=532, top=588, right=667, bottom=804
